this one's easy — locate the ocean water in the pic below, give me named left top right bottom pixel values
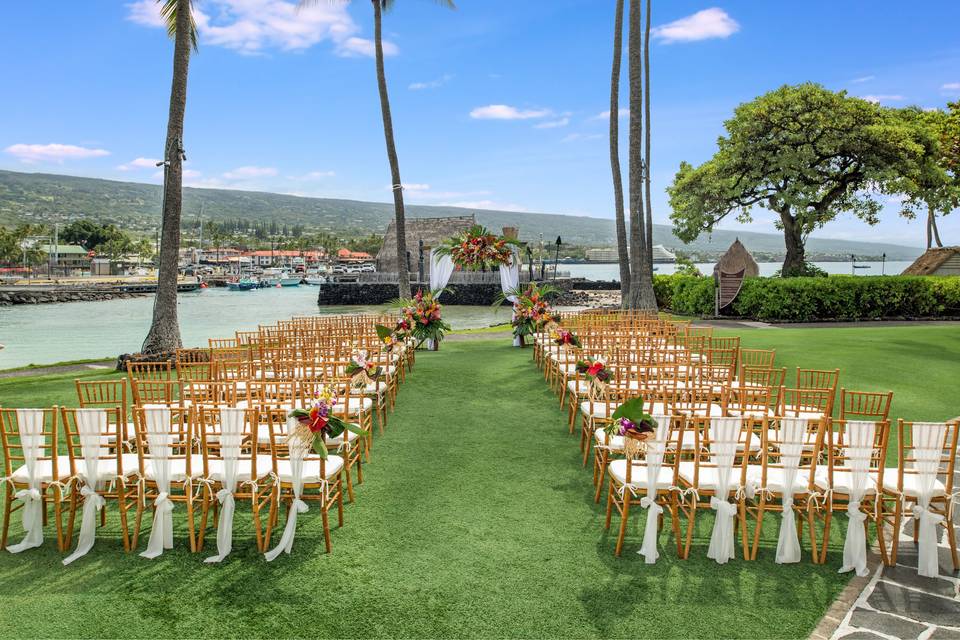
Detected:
left=564, top=261, right=914, bottom=280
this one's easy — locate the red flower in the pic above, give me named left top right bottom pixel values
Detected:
left=587, top=361, right=604, bottom=377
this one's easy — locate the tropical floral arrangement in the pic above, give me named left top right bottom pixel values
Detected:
left=576, top=356, right=610, bottom=383
left=375, top=324, right=399, bottom=351
left=395, top=289, right=451, bottom=348
left=288, top=385, right=366, bottom=458
left=435, top=224, right=520, bottom=272
left=494, top=282, right=559, bottom=339
left=603, top=398, right=658, bottom=442
left=345, top=350, right=382, bottom=387
left=552, top=327, right=582, bottom=348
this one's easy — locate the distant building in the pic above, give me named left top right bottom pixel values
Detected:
left=376, top=215, right=476, bottom=273
left=902, top=246, right=960, bottom=276
left=40, top=244, right=91, bottom=269
left=243, top=250, right=325, bottom=267
left=337, top=249, right=373, bottom=264
left=585, top=245, right=676, bottom=263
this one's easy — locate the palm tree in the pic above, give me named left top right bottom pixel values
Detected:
left=642, top=0, right=655, bottom=286
left=303, top=1, right=455, bottom=298
left=141, top=0, right=197, bottom=354
left=626, top=0, right=657, bottom=309
left=608, top=0, right=630, bottom=308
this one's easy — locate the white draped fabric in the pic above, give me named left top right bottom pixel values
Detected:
left=638, top=415, right=672, bottom=564
left=205, top=408, right=245, bottom=564
left=141, top=406, right=175, bottom=559
left=909, top=422, right=948, bottom=578
left=498, top=249, right=521, bottom=347
left=265, top=416, right=309, bottom=561
left=426, top=249, right=456, bottom=350
left=62, top=409, right=107, bottom=565
left=774, top=417, right=806, bottom=564
left=707, top=417, right=742, bottom=564
left=7, top=409, right=45, bottom=553
left=838, top=420, right=877, bottom=577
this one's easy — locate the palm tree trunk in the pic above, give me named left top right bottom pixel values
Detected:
left=641, top=0, right=658, bottom=311
left=142, top=0, right=191, bottom=354
left=373, top=0, right=411, bottom=299
left=626, top=0, right=656, bottom=309
left=609, top=0, right=630, bottom=307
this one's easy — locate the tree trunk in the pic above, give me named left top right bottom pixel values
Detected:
left=928, top=204, right=943, bottom=248
left=142, top=0, right=191, bottom=354
left=626, top=0, right=656, bottom=309
left=373, top=1, right=411, bottom=299
left=609, top=0, right=630, bottom=307
left=639, top=0, right=657, bottom=310
left=779, top=209, right=806, bottom=276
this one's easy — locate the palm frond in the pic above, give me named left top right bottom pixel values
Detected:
left=382, top=0, right=457, bottom=12
left=159, top=0, right=199, bottom=52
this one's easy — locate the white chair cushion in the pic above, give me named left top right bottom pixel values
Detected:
left=594, top=430, right=624, bottom=450
left=881, top=474, right=947, bottom=498
left=814, top=469, right=878, bottom=495
left=205, top=455, right=274, bottom=482
left=325, top=429, right=361, bottom=447
left=609, top=459, right=675, bottom=489
left=363, top=381, right=388, bottom=395
left=275, top=456, right=344, bottom=483
left=143, top=454, right=205, bottom=482
left=746, top=465, right=812, bottom=494
left=338, top=397, right=373, bottom=415
left=677, top=461, right=740, bottom=496
left=567, top=380, right=590, bottom=395
left=10, top=456, right=72, bottom=483
left=580, top=401, right=621, bottom=419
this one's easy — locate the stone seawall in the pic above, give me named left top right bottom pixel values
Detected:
left=317, top=281, right=578, bottom=306
left=0, top=288, right=148, bottom=306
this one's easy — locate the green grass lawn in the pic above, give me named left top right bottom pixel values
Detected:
left=0, top=326, right=957, bottom=638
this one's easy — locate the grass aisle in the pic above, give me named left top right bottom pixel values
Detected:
left=0, top=339, right=852, bottom=638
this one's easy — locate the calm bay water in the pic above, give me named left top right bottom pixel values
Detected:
left=0, top=287, right=515, bottom=369
left=0, top=260, right=914, bottom=369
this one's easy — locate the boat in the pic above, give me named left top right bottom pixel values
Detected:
left=303, top=273, right=325, bottom=285
left=280, top=274, right=301, bottom=287
left=262, top=268, right=301, bottom=287
left=228, top=277, right=258, bottom=291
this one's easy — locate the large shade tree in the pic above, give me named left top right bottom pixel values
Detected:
left=304, top=0, right=456, bottom=298
left=668, top=83, right=929, bottom=276
left=142, top=0, right=197, bottom=354
left=889, top=103, right=960, bottom=248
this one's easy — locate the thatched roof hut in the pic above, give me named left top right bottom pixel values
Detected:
left=713, top=239, right=759, bottom=278
left=901, top=246, right=960, bottom=276
left=376, top=215, right=476, bottom=273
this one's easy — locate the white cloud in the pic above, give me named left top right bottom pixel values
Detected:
left=534, top=117, right=570, bottom=129
left=408, top=189, right=492, bottom=200
left=851, top=75, right=875, bottom=84
left=860, top=94, right=906, bottom=104
left=470, top=105, right=553, bottom=120
left=117, top=157, right=161, bottom=171
left=590, top=108, right=630, bottom=121
left=336, top=37, right=398, bottom=58
left=409, top=74, right=454, bottom=91
left=652, top=8, right=740, bottom=44
left=561, top=133, right=603, bottom=143
left=126, top=0, right=388, bottom=57
left=222, top=165, right=279, bottom=179
left=399, top=183, right=431, bottom=192
left=5, top=143, right=110, bottom=164
left=942, top=82, right=960, bottom=91
left=289, top=170, right=335, bottom=180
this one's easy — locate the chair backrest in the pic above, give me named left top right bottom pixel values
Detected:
left=246, top=380, right=298, bottom=409
left=130, top=379, right=182, bottom=407
left=183, top=381, right=238, bottom=408
left=723, top=385, right=771, bottom=417
left=0, top=408, right=60, bottom=482
left=797, top=368, right=840, bottom=392
left=839, top=389, right=893, bottom=422
left=621, top=415, right=684, bottom=487
left=892, top=420, right=959, bottom=497
left=779, top=387, right=834, bottom=419
left=674, top=385, right=715, bottom=416
left=759, top=416, right=824, bottom=492
left=823, top=419, right=889, bottom=487
left=126, top=361, right=172, bottom=382
left=60, top=406, right=125, bottom=481
left=264, top=407, right=331, bottom=480
left=178, top=361, right=219, bottom=383
left=133, top=405, right=194, bottom=477
left=686, top=416, right=753, bottom=493
left=76, top=379, right=129, bottom=438
left=739, top=349, right=775, bottom=371
left=195, top=406, right=260, bottom=483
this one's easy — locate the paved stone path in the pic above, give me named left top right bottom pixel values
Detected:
left=822, top=468, right=960, bottom=640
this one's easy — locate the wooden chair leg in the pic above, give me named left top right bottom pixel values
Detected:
left=1, top=492, right=12, bottom=549
left=751, top=498, right=766, bottom=561
left=615, top=497, right=630, bottom=557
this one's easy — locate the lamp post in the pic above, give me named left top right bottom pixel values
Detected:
left=553, top=236, right=562, bottom=282
left=418, top=238, right=425, bottom=284
left=525, top=245, right=533, bottom=281
left=881, top=252, right=886, bottom=276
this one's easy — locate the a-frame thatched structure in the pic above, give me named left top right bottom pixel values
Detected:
left=713, top=238, right=760, bottom=279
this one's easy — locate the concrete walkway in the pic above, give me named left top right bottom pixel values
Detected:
left=0, top=359, right=114, bottom=379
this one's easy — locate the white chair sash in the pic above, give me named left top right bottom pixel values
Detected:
left=775, top=417, right=806, bottom=564
left=639, top=415, right=672, bottom=564
left=498, top=248, right=521, bottom=347
left=265, top=416, right=309, bottom=561
left=909, top=422, right=948, bottom=578
left=7, top=409, right=45, bottom=553
left=707, top=417, right=741, bottom=564
left=205, top=408, right=245, bottom=564
left=838, top=420, right=876, bottom=577
left=63, top=409, right=107, bottom=565
left=141, top=407, right=175, bottom=559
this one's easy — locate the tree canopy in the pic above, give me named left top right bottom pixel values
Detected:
left=668, top=83, right=931, bottom=275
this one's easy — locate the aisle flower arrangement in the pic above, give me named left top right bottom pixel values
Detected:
left=436, top=224, right=520, bottom=271
left=603, top=398, right=658, bottom=452
left=395, top=289, right=451, bottom=350
left=494, top=283, right=559, bottom=341
left=346, top=350, right=382, bottom=387
left=288, top=385, right=366, bottom=458
left=552, top=327, right=582, bottom=348
left=576, top=356, right=611, bottom=401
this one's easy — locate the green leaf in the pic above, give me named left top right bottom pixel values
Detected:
left=611, top=397, right=647, bottom=423
left=344, top=422, right=368, bottom=436
left=375, top=324, right=394, bottom=341
left=312, top=435, right=328, bottom=458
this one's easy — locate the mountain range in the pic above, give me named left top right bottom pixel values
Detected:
left=0, top=169, right=924, bottom=259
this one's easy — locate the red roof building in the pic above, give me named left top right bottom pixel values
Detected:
left=337, top=249, right=373, bottom=263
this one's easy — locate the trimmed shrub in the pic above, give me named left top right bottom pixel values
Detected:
left=653, top=275, right=960, bottom=321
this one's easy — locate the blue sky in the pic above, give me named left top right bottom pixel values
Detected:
left=1, top=0, right=959, bottom=248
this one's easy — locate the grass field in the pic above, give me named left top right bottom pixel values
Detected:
left=0, top=325, right=957, bottom=638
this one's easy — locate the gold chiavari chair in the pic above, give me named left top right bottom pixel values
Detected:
left=60, top=406, right=140, bottom=554
left=797, top=368, right=840, bottom=393
left=0, top=407, right=68, bottom=551
left=130, top=379, right=183, bottom=407
left=839, top=389, right=893, bottom=422
left=76, top=378, right=132, bottom=447
left=126, top=360, right=172, bottom=382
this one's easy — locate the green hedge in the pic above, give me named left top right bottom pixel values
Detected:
left=652, top=274, right=960, bottom=321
